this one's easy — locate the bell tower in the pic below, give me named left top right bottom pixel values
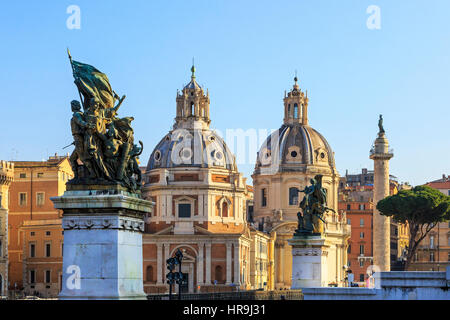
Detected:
left=174, top=64, right=210, bottom=130
left=283, top=76, right=309, bottom=126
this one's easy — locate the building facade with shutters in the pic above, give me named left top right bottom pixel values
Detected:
left=7, top=155, right=72, bottom=297
left=338, top=176, right=409, bottom=284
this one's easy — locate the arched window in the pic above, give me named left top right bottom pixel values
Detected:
left=146, top=265, right=154, bottom=282
left=294, top=104, right=298, bottom=118
left=215, top=265, right=223, bottom=283
left=289, top=187, right=298, bottom=205
left=216, top=202, right=221, bottom=216
left=222, top=202, right=228, bottom=217
left=201, top=108, right=205, bottom=117
left=190, top=102, right=194, bottom=116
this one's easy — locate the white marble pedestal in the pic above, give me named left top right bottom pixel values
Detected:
left=51, top=189, right=153, bottom=300
left=288, top=235, right=329, bottom=288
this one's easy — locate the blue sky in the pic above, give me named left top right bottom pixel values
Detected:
left=0, top=1, right=449, bottom=186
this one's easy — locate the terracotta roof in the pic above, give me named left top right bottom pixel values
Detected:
left=426, top=181, right=450, bottom=189
left=13, top=157, right=68, bottom=168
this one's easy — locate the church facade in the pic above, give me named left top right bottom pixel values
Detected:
left=251, top=77, right=351, bottom=288
left=142, top=67, right=259, bottom=294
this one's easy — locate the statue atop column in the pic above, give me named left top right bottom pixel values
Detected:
left=66, top=50, right=143, bottom=193
left=378, top=114, right=385, bottom=135
left=294, top=174, right=335, bottom=236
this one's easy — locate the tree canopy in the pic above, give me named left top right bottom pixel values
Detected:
left=377, top=185, right=450, bottom=270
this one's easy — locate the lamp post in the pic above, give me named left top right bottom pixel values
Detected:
left=166, top=249, right=184, bottom=300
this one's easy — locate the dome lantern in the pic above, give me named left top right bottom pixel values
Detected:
left=283, top=77, right=309, bottom=126
left=175, top=64, right=210, bottom=130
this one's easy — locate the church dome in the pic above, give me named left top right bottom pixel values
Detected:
left=146, top=65, right=237, bottom=172
left=254, top=77, right=335, bottom=174
left=147, top=128, right=237, bottom=171
left=255, top=124, right=335, bottom=173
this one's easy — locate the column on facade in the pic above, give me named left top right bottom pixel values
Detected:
left=234, top=242, right=241, bottom=285
left=279, top=242, right=285, bottom=285
left=226, top=242, right=232, bottom=284
left=157, top=243, right=163, bottom=284
left=197, top=242, right=204, bottom=285
left=205, top=243, right=211, bottom=284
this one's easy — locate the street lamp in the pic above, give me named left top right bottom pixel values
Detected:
left=166, top=249, right=184, bottom=300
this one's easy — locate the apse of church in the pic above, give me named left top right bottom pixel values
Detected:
left=252, top=77, right=351, bottom=288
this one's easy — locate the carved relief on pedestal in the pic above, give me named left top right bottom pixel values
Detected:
left=63, top=216, right=145, bottom=232
left=292, top=248, right=327, bottom=257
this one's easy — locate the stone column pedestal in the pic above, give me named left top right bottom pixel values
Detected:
left=288, top=235, right=328, bottom=288
left=51, top=189, right=153, bottom=300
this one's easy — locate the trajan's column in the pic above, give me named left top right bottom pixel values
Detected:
left=370, top=115, right=393, bottom=272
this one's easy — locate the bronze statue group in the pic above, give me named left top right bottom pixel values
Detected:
left=296, top=174, right=336, bottom=235
left=67, top=52, right=143, bottom=192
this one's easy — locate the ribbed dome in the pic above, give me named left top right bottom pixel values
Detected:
left=254, top=123, right=335, bottom=173
left=147, top=129, right=237, bottom=171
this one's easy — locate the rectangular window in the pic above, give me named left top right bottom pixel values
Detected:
left=359, top=260, right=364, bottom=267
left=346, top=204, right=351, bottom=210
left=261, top=189, right=267, bottom=207
left=448, top=253, right=450, bottom=262
left=36, top=192, right=45, bottom=206
left=359, top=274, right=365, bottom=282
left=360, top=232, right=364, bottom=239
left=430, top=252, right=435, bottom=262
left=46, top=231, right=51, bottom=236
left=360, top=218, right=364, bottom=227
left=359, top=204, right=365, bottom=210
left=37, top=173, right=44, bottom=178
left=0, top=240, right=2, bottom=257
left=347, top=218, right=351, bottom=225
left=45, top=270, right=51, bottom=283
left=45, top=243, right=51, bottom=257
left=19, top=192, right=27, bottom=206
left=178, top=203, right=191, bottom=218
left=347, top=245, right=351, bottom=254
left=359, top=245, right=364, bottom=255
left=289, top=187, right=298, bottom=205
left=30, top=270, right=36, bottom=284
left=19, top=173, right=26, bottom=179
left=30, top=232, right=35, bottom=236
left=30, top=243, right=36, bottom=258
left=430, top=236, right=434, bottom=249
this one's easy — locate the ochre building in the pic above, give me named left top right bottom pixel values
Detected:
left=252, top=77, right=350, bottom=288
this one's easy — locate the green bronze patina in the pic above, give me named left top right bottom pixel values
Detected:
left=295, top=174, right=335, bottom=236
left=67, top=50, right=143, bottom=193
